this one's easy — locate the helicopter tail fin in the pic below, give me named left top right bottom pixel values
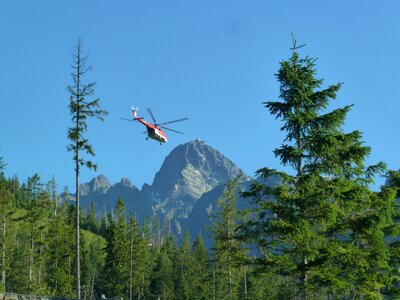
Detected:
left=131, top=106, right=139, bottom=119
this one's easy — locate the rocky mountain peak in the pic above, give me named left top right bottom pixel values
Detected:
left=72, top=139, right=255, bottom=239
left=79, top=175, right=111, bottom=196
left=120, top=177, right=133, bottom=188
left=151, top=140, right=245, bottom=218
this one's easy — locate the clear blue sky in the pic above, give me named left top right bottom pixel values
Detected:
left=1, top=1, right=398, bottom=191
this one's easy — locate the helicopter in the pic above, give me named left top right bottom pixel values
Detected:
left=121, top=107, right=188, bottom=144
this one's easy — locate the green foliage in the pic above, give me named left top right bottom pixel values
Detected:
left=175, top=232, right=192, bottom=300
left=383, top=170, right=400, bottom=297
left=190, top=235, right=212, bottom=300
left=82, top=201, right=100, bottom=234
left=46, top=201, right=75, bottom=297
left=103, top=197, right=129, bottom=298
left=7, top=233, right=31, bottom=293
left=0, top=155, right=6, bottom=174
left=81, top=230, right=106, bottom=300
left=150, top=236, right=176, bottom=300
left=127, top=213, right=152, bottom=300
left=211, top=177, right=248, bottom=300
left=67, top=39, right=108, bottom=172
left=66, top=39, right=108, bottom=298
left=240, top=37, right=399, bottom=299
left=387, top=169, right=400, bottom=197
left=0, top=176, right=15, bottom=292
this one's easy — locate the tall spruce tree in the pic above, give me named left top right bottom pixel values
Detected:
left=7, top=233, right=31, bottom=293
left=0, top=156, right=7, bottom=291
left=67, top=38, right=108, bottom=299
left=383, top=170, right=400, bottom=297
left=190, top=235, right=212, bottom=300
left=0, top=155, right=5, bottom=174
left=46, top=176, right=58, bottom=216
left=387, top=170, right=400, bottom=197
left=240, top=37, right=399, bottom=299
left=175, top=232, right=192, bottom=300
left=0, top=174, right=13, bottom=292
left=82, top=202, right=100, bottom=234
left=80, top=230, right=105, bottom=300
left=126, top=213, right=152, bottom=300
left=46, top=201, right=75, bottom=297
left=103, top=198, right=129, bottom=298
left=128, top=213, right=139, bottom=300
left=150, top=235, right=176, bottom=300
left=25, top=174, right=49, bottom=293
left=211, top=177, right=247, bottom=300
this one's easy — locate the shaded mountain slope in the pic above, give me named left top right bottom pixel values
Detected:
left=73, top=139, right=271, bottom=242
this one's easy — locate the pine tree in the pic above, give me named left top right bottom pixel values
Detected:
left=150, top=235, right=176, bottom=300
left=0, top=174, right=14, bottom=292
left=240, top=36, right=399, bottom=299
left=82, top=201, right=100, bottom=234
left=0, top=155, right=5, bottom=174
left=190, top=235, right=212, bottom=300
left=128, top=213, right=139, bottom=300
left=175, top=232, right=192, bottom=300
left=7, top=233, right=31, bottom=293
left=46, top=201, right=75, bottom=297
left=211, top=177, right=247, bottom=300
left=382, top=170, right=400, bottom=297
left=80, top=230, right=105, bottom=300
left=9, top=176, right=21, bottom=208
left=46, top=176, right=58, bottom=216
left=103, top=197, right=129, bottom=298
left=127, top=213, right=152, bottom=300
left=387, top=169, right=400, bottom=197
left=24, top=174, right=52, bottom=294
left=67, top=38, right=108, bottom=299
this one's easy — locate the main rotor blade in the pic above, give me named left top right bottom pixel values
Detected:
left=160, top=126, right=184, bottom=134
left=120, top=118, right=138, bottom=122
left=147, top=108, right=157, bottom=123
left=157, top=117, right=189, bottom=126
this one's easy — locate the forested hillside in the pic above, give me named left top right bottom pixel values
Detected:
left=0, top=172, right=285, bottom=299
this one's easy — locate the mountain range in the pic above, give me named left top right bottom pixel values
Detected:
left=75, top=139, right=277, bottom=245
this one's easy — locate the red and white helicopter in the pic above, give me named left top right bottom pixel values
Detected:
left=122, top=107, right=188, bottom=144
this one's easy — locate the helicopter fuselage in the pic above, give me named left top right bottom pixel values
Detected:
left=146, top=126, right=167, bottom=143
left=133, top=110, right=168, bottom=143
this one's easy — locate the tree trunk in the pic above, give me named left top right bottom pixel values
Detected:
left=243, top=265, right=247, bottom=300
left=29, top=229, right=33, bottom=294
left=228, top=219, right=232, bottom=300
left=55, top=261, right=58, bottom=293
left=1, top=215, right=5, bottom=288
left=68, top=256, right=71, bottom=298
left=228, top=256, right=232, bottom=300
left=129, top=233, right=133, bottom=300
left=295, top=108, right=307, bottom=300
left=213, top=266, right=216, bottom=300
left=39, top=229, right=43, bottom=285
left=91, top=271, right=95, bottom=300
left=299, top=257, right=308, bottom=300
left=76, top=159, right=81, bottom=299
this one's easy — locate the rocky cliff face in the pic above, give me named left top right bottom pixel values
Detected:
left=75, top=139, right=255, bottom=238
left=79, top=175, right=111, bottom=196
left=182, top=174, right=281, bottom=247
left=151, top=140, right=247, bottom=219
left=79, top=176, right=151, bottom=220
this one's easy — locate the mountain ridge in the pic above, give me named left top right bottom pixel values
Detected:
left=74, top=139, right=253, bottom=238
